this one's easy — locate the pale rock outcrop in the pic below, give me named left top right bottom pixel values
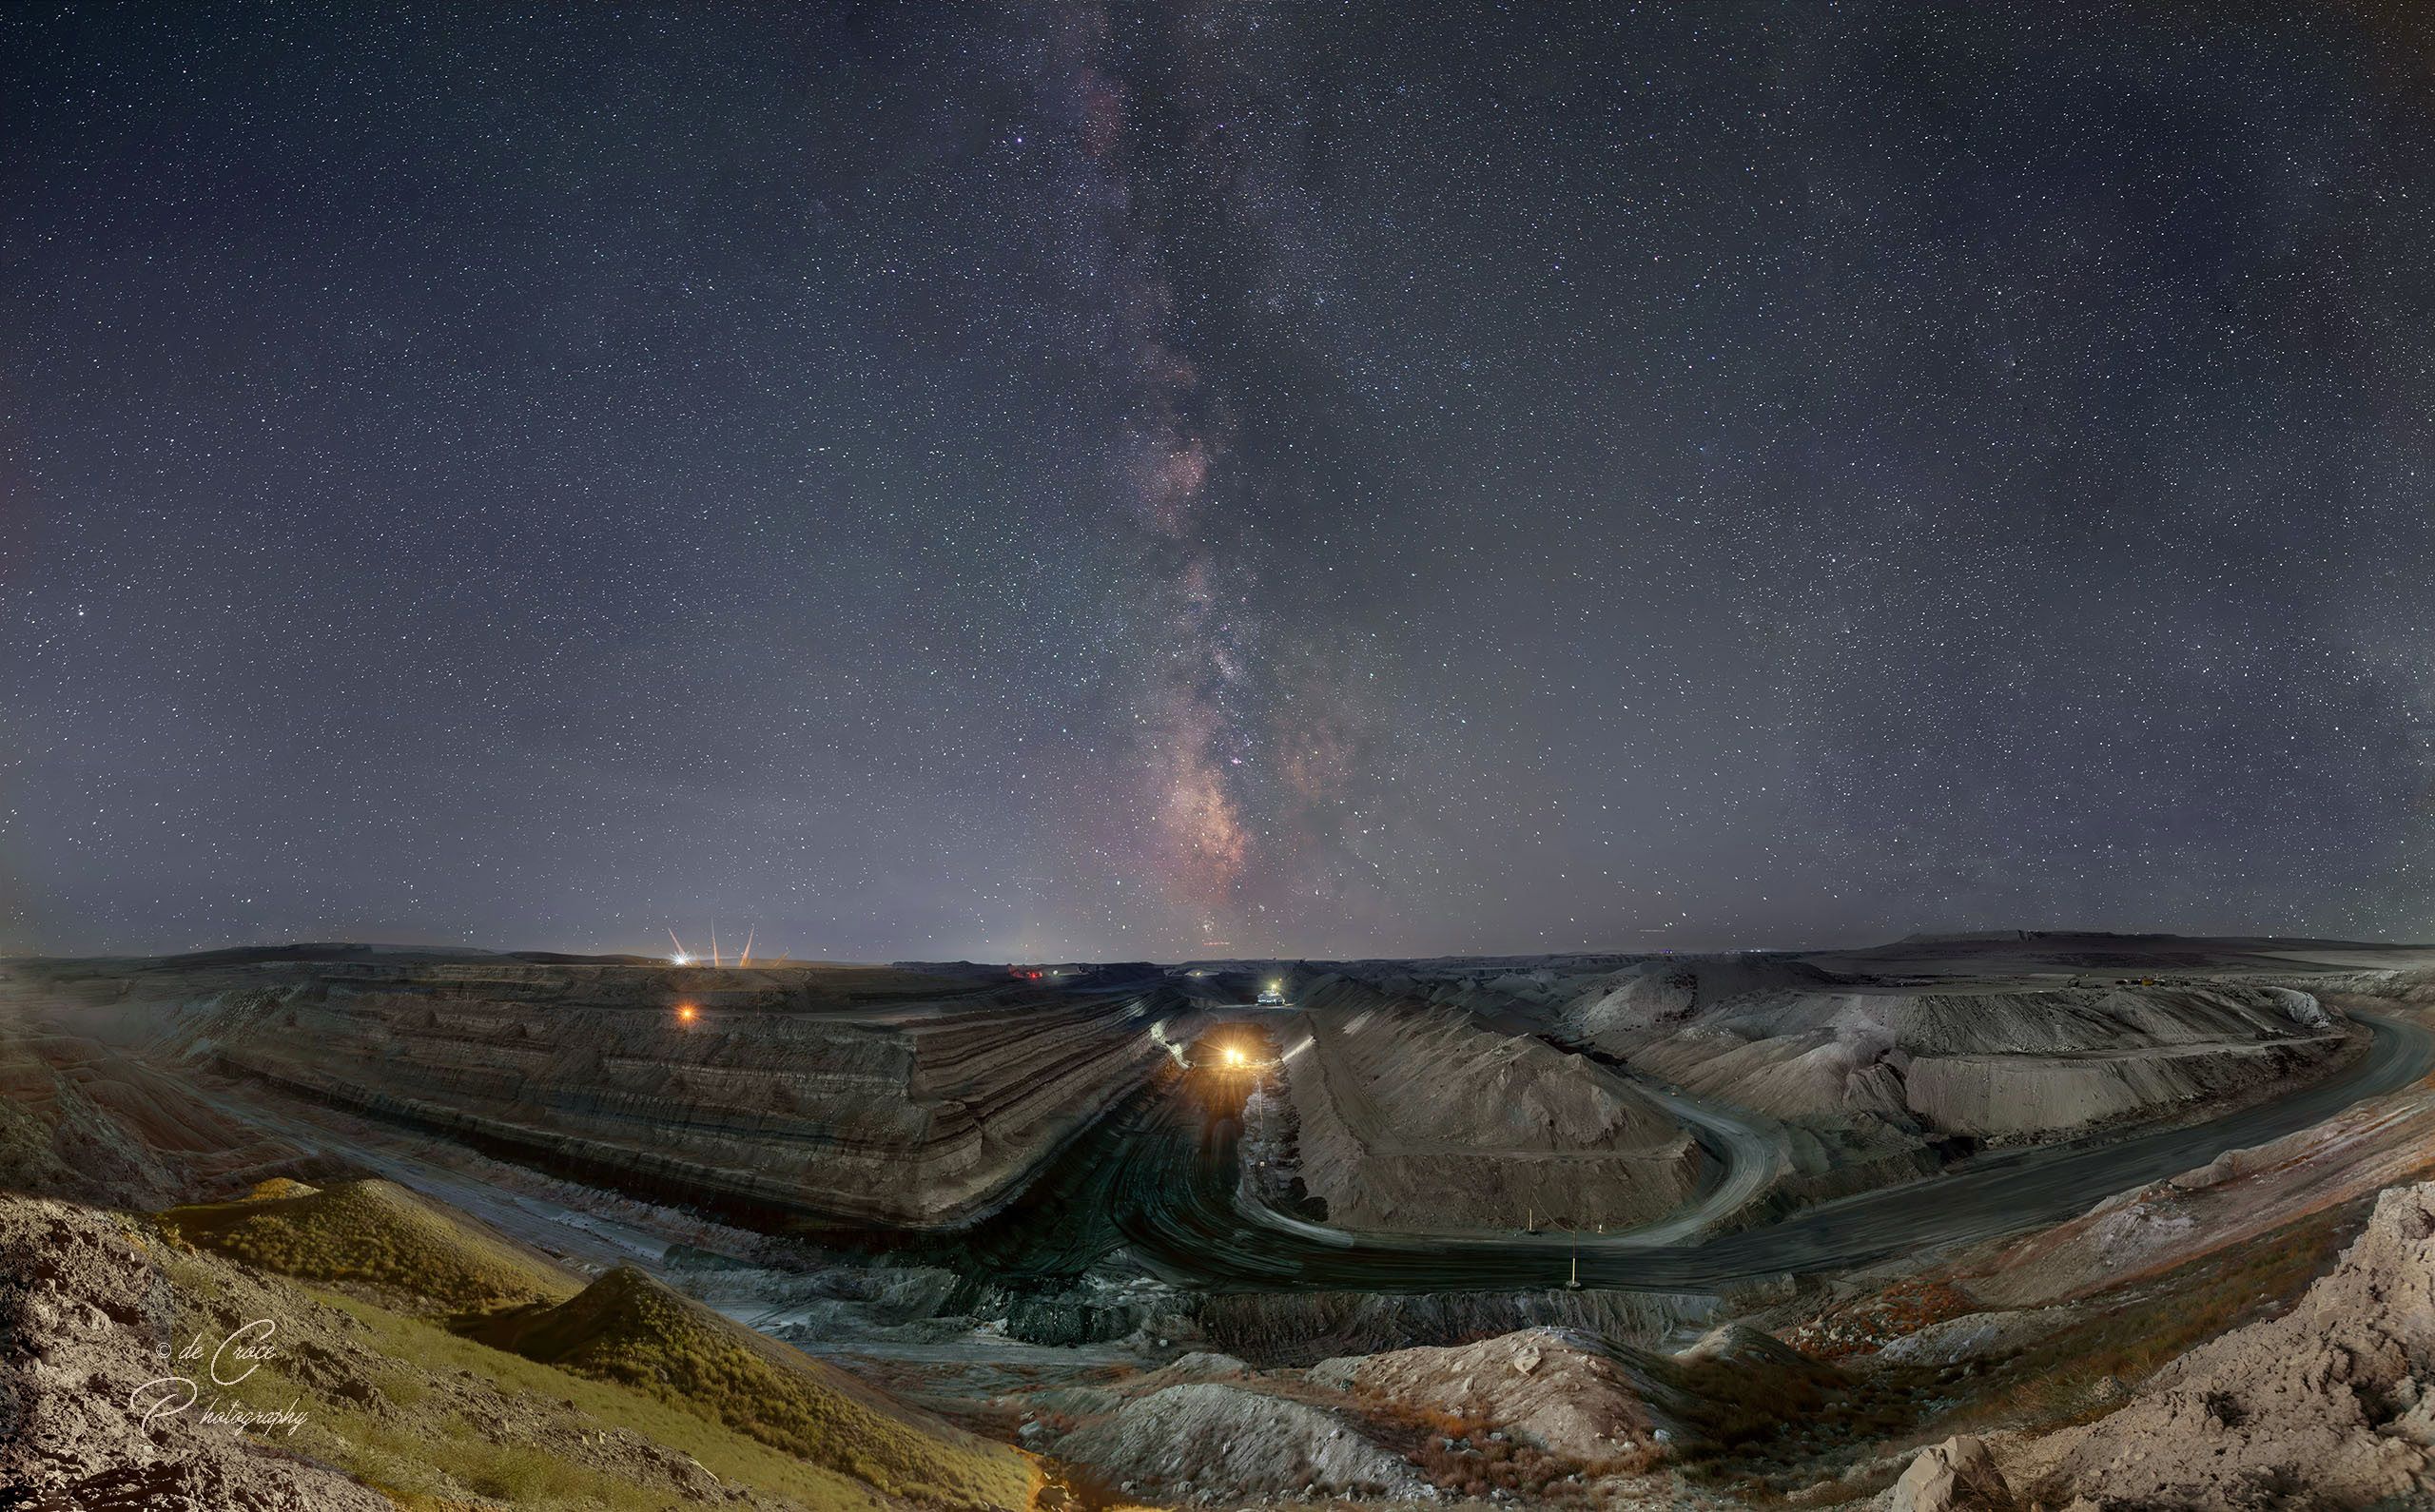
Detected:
left=1052, top=1382, right=1426, bottom=1502
left=1309, top=1326, right=1666, bottom=1462
left=1677, top=1320, right=1817, bottom=1371
left=1867, top=1308, right=2088, bottom=1370
left=1564, top=974, right=2344, bottom=1142
left=1140, top=1350, right=1254, bottom=1384
left=0, top=1195, right=392, bottom=1512
left=1884, top=1435, right=2016, bottom=1512
left=2015, top=1180, right=2435, bottom=1509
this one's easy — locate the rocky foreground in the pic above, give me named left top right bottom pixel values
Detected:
left=10, top=1168, right=2435, bottom=1508
left=1997, top=1179, right=2435, bottom=1506
left=0, top=1180, right=1035, bottom=1511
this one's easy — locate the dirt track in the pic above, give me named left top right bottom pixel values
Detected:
left=1057, top=1009, right=2434, bottom=1293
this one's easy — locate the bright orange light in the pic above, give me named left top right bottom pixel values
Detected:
left=1222, top=1045, right=1246, bottom=1067
left=676, top=1003, right=699, bottom=1024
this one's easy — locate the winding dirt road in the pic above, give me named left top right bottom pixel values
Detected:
left=1048, top=1008, right=2434, bottom=1293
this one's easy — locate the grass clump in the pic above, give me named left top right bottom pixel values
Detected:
left=159, top=1177, right=581, bottom=1313
left=153, top=1180, right=1031, bottom=1509
left=330, top=1294, right=921, bottom=1511
left=160, top=1251, right=1020, bottom=1512
left=471, top=1265, right=1032, bottom=1512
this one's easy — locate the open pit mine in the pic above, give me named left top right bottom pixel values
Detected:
left=8, top=931, right=2435, bottom=1510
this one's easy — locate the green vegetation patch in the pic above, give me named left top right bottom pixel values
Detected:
left=155, top=1242, right=1026, bottom=1512
left=159, top=1177, right=582, bottom=1313
left=470, top=1265, right=1032, bottom=1511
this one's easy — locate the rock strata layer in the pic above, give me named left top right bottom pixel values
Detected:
left=7, top=956, right=1173, bottom=1229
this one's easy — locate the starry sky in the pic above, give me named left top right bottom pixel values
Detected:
left=8, top=3, right=2435, bottom=962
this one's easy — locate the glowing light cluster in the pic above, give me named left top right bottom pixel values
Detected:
left=665, top=923, right=760, bottom=968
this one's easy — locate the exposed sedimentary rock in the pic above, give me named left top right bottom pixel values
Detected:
left=1901, top=1035, right=2334, bottom=1137
left=1279, top=999, right=1703, bottom=1232
left=1562, top=968, right=2345, bottom=1140
left=1192, top=1285, right=1715, bottom=1366
left=5, top=956, right=1173, bottom=1229
left=1308, top=1327, right=1665, bottom=1462
left=0, top=1021, right=307, bottom=1207
left=1884, top=1435, right=2016, bottom=1512
left=2011, top=1180, right=2435, bottom=1509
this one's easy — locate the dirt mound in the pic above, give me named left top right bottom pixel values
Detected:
left=1678, top=1320, right=1816, bottom=1371
left=159, top=1176, right=582, bottom=1312
left=1560, top=957, right=1843, bottom=1041
left=472, top=1264, right=1032, bottom=1510
left=1053, top=1381, right=1427, bottom=1502
left=2011, top=1180, right=2435, bottom=1508
left=1282, top=1003, right=1703, bottom=1232
left=1902, top=1038, right=2338, bottom=1138
left=1308, top=1326, right=1665, bottom=1462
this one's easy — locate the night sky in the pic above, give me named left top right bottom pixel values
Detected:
left=9, top=4, right=2435, bottom=962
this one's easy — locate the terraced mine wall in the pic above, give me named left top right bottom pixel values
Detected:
left=1191, top=1285, right=1719, bottom=1367
left=18, top=957, right=1177, bottom=1231
left=1899, top=1035, right=2342, bottom=1135
left=1589, top=980, right=2350, bottom=1140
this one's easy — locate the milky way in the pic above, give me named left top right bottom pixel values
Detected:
left=7, top=5, right=2435, bottom=960
left=1031, top=2, right=1421, bottom=950
left=1061, top=4, right=1261, bottom=924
